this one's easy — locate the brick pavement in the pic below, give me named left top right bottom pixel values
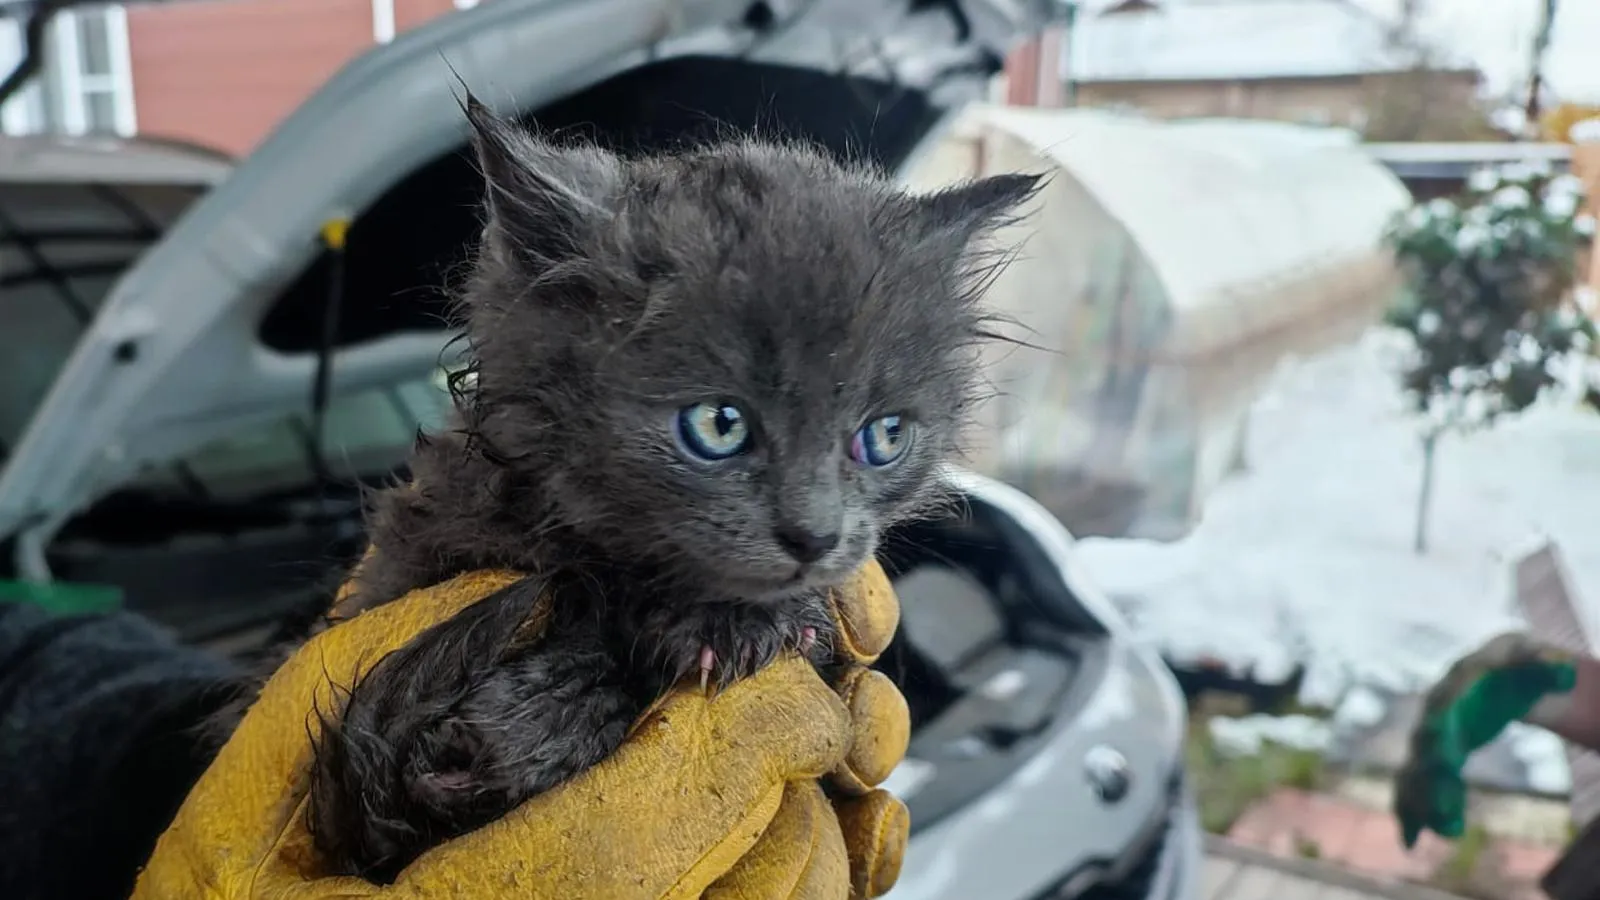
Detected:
left=1225, top=788, right=1561, bottom=900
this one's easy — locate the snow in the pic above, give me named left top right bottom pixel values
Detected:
left=1505, top=724, right=1572, bottom=795
left=1573, top=119, right=1600, bottom=145
left=1333, top=686, right=1388, bottom=731
left=1209, top=714, right=1333, bottom=758
left=1490, top=185, right=1532, bottom=210
left=1467, top=167, right=1500, bottom=193
left=1545, top=191, right=1581, bottom=221
left=1067, top=0, right=1430, bottom=84
left=1074, top=327, right=1600, bottom=791
left=1075, top=328, right=1600, bottom=708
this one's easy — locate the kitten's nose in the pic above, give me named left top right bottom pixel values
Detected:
left=773, top=525, right=840, bottom=564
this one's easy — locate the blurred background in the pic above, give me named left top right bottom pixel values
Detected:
left=2, top=1, right=1599, bottom=899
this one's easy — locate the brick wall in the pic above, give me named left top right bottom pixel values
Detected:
left=1002, top=29, right=1065, bottom=108
left=127, top=0, right=457, bottom=157
left=1003, top=33, right=1044, bottom=107
left=1074, top=70, right=1481, bottom=135
left=395, top=0, right=457, bottom=32
left=1076, top=76, right=1370, bottom=126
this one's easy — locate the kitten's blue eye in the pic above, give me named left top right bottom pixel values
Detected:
left=851, top=415, right=909, bottom=467
left=677, top=402, right=751, bottom=460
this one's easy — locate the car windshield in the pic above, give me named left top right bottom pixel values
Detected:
left=0, top=182, right=151, bottom=464
left=118, top=370, right=456, bottom=502
left=2, top=288, right=454, bottom=502
left=0, top=161, right=218, bottom=473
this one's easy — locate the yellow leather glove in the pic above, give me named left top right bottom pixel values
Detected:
left=132, top=563, right=911, bottom=900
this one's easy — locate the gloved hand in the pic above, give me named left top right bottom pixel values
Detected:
left=132, top=563, right=911, bottom=899
left=1394, top=631, right=1577, bottom=848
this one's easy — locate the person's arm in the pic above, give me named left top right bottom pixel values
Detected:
left=0, top=600, right=240, bottom=900
left=1525, top=655, right=1600, bottom=752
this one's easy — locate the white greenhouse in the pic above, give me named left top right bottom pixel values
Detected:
left=901, top=104, right=1412, bottom=538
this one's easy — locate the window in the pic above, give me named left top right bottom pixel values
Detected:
left=75, top=10, right=112, bottom=78
left=53, top=5, right=136, bottom=136
left=371, top=0, right=395, bottom=44
left=0, top=4, right=135, bottom=137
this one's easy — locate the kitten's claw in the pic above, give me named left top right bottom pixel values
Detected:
left=798, top=626, right=817, bottom=655
left=699, top=645, right=716, bottom=693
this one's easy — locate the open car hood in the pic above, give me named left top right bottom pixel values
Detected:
left=0, top=0, right=1059, bottom=561
left=0, top=133, right=228, bottom=482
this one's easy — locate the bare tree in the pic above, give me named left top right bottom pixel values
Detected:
left=1523, top=0, right=1560, bottom=127
left=1361, top=0, right=1501, bottom=142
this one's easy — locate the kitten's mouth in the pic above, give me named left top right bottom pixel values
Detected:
left=772, top=561, right=858, bottom=594
left=715, top=564, right=833, bottom=603
left=710, top=543, right=870, bottom=602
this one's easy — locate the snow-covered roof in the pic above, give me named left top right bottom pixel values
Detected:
left=974, top=105, right=1411, bottom=319
left=1068, top=0, right=1463, bottom=83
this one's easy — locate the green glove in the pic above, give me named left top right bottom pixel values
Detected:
left=1394, top=632, right=1577, bottom=848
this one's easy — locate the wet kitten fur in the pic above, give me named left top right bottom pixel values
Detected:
left=304, top=99, right=1039, bottom=881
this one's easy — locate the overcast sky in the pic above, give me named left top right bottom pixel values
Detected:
left=1348, top=0, right=1600, bottom=102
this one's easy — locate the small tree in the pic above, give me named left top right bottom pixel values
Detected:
left=1384, top=162, right=1598, bottom=553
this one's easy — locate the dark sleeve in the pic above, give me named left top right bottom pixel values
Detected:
left=0, top=601, right=241, bottom=900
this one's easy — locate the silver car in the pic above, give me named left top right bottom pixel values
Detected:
left=0, top=1, right=1198, bottom=897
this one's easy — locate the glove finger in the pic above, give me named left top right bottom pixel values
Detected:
left=1423, top=636, right=1521, bottom=717
left=703, top=781, right=849, bottom=900
left=826, top=561, right=899, bottom=666
left=1392, top=760, right=1432, bottom=849
left=390, top=656, right=852, bottom=899
left=1393, top=751, right=1467, bottom=849
left=1423, top=632, right=1560, bottom=719
left=827, top=667, right=911, bottom=796
left=835, top=790, right=910, bottom=899
left=1474, top=631, right=1568, bottom=669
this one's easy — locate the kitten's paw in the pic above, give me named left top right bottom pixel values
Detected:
left=694, top=629, right=816, bottom=691
left=713, top=623, right=820, bottom=680
left=647, top=600, right=833, bottom=694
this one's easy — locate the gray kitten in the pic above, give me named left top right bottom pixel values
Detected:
left=304, top=98, right=1039, bottom=881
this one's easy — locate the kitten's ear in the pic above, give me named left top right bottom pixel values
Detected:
left=914, top=172, right=1044, bottom=248
left=464, top=95, right=622, bottom=264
